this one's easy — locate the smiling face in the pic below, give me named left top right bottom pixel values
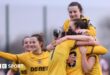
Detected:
left=23, top=37, right=31, bottom=52
left=30, top=37, right=41, bottom=51
left=68, top=6, right=82, bottom=21
left=67, top=51, right=77, bottom=67
left=68, top=52, right=76, bottom=63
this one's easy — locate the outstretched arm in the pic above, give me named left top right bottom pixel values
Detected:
left=86, top=46, right=108, bottom=55
left=0, top=51, right=17, bottom=61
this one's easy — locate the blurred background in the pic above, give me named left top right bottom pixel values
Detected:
left=0, top=0, right=110, bottom=75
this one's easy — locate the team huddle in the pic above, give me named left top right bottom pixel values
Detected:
left=0, top=2, right=108, bottom=75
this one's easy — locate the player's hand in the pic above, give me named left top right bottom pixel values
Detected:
left=46, top=43, right=55, bottom=50
left=75, top=29, right=87, bottom=34
left=55, top=38, right=63, bottom=45
left=79, top=46, right=87, bottom=55
left=55, top=36, right=67, bottom=44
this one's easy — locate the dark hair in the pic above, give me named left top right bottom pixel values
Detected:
left=53, top=27, right=77, bottom=38
left=68, top=2, right=83, bottom=13
left=53, top=29, right=60, bottom=38
left=31, top=33, right=45, bottom=50
left=61, top=19, right=89, bottom=37
left=69, top=51, right=77, bottom=56
left=53, top=19, right=89, bottom=38
left=74, top=19, right=89, bottom=29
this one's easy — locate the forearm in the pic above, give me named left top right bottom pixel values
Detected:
left=86, top=46, right=108, bottom=55
left=81, top=54, right=92, bottom=73
left=66, top=35, right=94, bottom=41
left=0, top=51, right=17, bottom=61
left=79, top=46, right=96, bottom=73
left=56, top=35, right=94, bottom=45
left=76, top=40, right=99, bottom=46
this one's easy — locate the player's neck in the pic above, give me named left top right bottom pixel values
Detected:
left=33, top=49, right=42, bottom=55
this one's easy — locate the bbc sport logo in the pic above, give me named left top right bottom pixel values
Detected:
left=0, top=63, right=23, bottom=69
